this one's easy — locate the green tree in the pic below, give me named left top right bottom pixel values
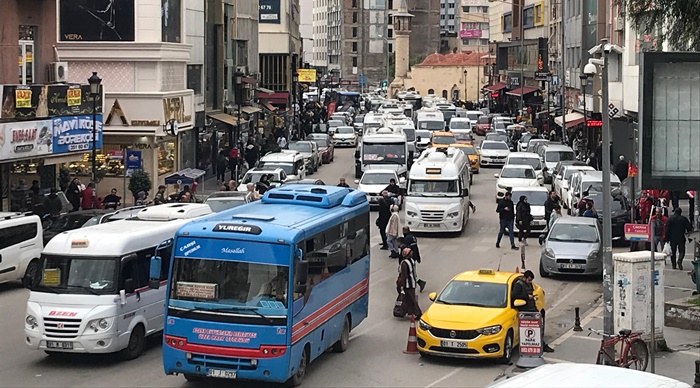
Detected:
left=385, top=53, right=428, bottom=80
left=128, top=169, right=152, bottom=199
left=615, top=0, right=700, bottom=51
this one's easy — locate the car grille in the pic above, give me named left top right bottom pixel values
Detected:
left=429, top=346, right=479, bottom=354
left=555, top=259, right=587, bottom=264
left=490, top=156, right=506, bottom=160
left=43, top=317, right=81, bottom=339
left=420, top=210, right=444, bottom=222
left=429, top=328, right=480, bottom=340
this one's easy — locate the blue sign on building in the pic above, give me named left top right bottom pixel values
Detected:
left=52, top=114, right=103, bottom=154
left=126, top=150, right=143, bottom=170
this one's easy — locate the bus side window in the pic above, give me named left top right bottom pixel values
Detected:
left=134, top=248, right=154, bottom=289
left=157, top=245, right=172, bottom=281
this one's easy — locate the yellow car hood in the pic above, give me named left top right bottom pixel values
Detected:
left=423, top=303, right=510, bottom=330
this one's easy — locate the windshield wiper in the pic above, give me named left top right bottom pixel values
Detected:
left=458, top=302, right=489, bottom=307
left=66, top=285, right=100, bottom=295
left=436, top=299, right=453, bottom=305
left=207, top=306, right=274, bottom=323
left=30, top=284, right=59, bottom=294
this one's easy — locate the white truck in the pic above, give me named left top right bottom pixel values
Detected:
left=403, top=147, right=471, bottom=233
left=24, top=203, right=212, bottom=360
left=355, top=126, right=408, bottom=179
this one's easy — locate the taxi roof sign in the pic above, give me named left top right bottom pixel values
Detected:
left=478, top=269, right=495, bottom=275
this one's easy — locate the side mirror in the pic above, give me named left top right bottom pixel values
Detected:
left=428, top=292, right=437, bottom=301
left=493, top=174, right=499, bottom=179
left=462, top=188, right=469, bottom=197
left=354, top=179, right=360, bottom=184
left=124, top=278, right=135, bottom=294
left=539, top=234, right=546, bottom=245
left=416, top=136, right=422, bottom=142
left=399, top=176, right=406, bottom=184
left=149, top=256, right=162, bottom=289
left=513, top=299, right=527, bottom=307
left=22, top=273, right=36, bottom=289
left=294, top=260, right=309, bottom=290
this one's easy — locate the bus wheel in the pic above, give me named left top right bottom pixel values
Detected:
left=333, top=316, right=350, bottom=352
left=288, top=346, right=309, bottom=387
left=120, top=324, right=145, bottom=360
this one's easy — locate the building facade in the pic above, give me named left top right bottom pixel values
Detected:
left=457, top=1, right=490, bottom=53
left=311, top=0, right=329, bottom=71
left=300, top=0, right=314, bottom=65
left=259, top=0, right=302, bottom=108
left=403, top=52, right=488, bottom=101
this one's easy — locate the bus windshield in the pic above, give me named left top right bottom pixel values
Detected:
left=408, top=180, right=459, bottom=196
left=170, top=258, right=290, bottom=314
left=39, top=255, right=118, bottom=294
left=418, top=120, right=445, bottom=130
left=363, top=143, right=406, bottom=164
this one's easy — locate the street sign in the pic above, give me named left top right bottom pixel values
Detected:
left=359, top=74, right=366, bottom=87
left=608, top=103, right=620, bottom=119
left=534, top=71, right=549, bottom=81
left=551, top=75, right=559, bottom=86
left=624, top=223, right=650, bottom=242
left=125, top=150, right=142, bottom=170
left=516, top=311, right=546, bottom=368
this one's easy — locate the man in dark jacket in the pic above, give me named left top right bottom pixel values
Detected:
left=376, top=191, right=391, bottom=250
left=614, top=155, right=628, bottom=182
left=665, top=208, right=692, bottom=270
left=496, top=192, right=518, bottom=250
left=543, top=191, right=559, bottom=227
left=43, top=188, right=63, bottom=218
left=512, top=270, right=554, bottom=352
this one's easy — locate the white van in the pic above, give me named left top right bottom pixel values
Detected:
left=404, top=148, right=471, bottom=233
left=24, top=204, right=212, bottom=360
left=415, top=108, right=446, bottom=131
left=505, top=152, right=545, bottom=185
left=258, top=150, right=307, bottom=180
left=0, top=213, right=43, bottom=286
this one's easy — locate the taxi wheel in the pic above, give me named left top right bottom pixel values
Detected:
left=500, top=331, right=514, bottom=364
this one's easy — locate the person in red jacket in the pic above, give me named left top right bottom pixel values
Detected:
left=648, top=207, right=667, bottom=252
left=80, top=182, right=96, bottom=210
left=639, top=192, right=654, bottom=223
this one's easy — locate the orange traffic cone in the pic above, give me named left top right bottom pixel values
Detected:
left=403, top=315, right=419, bottom=354
left=515, top=266, right=520, bottom=274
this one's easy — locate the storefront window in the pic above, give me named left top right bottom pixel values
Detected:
left=158, top=141, right=176, bottom=176
left=60, top=144, right=126, bottom=179
left=179, top=130, right=196, bottom=170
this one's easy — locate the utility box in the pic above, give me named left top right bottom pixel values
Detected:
left=613, top=251, right=665, bottom=343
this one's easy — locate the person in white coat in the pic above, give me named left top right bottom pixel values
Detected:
left=385, top=205, right=401, bottom=258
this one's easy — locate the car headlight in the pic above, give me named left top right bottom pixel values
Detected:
left=26, top=315, right=38, bottom=329
left=588, top=251, right=600, bottom=261
left=406, top=210, right=418, bottom=217
left=446, top=211, right=460, bottom=218
left=418, top=319, right=432, bottom=331
left=544, top=248, right=555, bottom=257
left=497, top=183, right=508, bottom=189
left=476, top=325, right=502, bottom=335
left=87, top=318, right=111, bottom=332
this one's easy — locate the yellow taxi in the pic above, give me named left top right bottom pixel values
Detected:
left=449, top=143, right=480, bottom=174
left=416, top=269, right=546, bottom=363
left=429, top=131, right=457, bottom=149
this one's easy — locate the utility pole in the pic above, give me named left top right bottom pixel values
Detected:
left=560, top=0, right=566, bottom=138
left=600, top=38, right=614, bottom=356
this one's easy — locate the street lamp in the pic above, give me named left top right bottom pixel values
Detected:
left=88, top=72, right=102, bottom=184
left=292, top=71, right=299, bottom=137
left=463, top=70, right=468, bottom=102
left=234, top=71, right=244, bottom=181
left=583, top=42, right=614, bottom=364
left=579, top=73, right=590, bottom=131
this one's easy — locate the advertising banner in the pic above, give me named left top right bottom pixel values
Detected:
left=59, top=0, right=135, bottom=41
left=297, top=69, right=317, bottom=83
left=126, top=150, right=143, bottom=170
left=0, top=120, right=53, bottom=161
left=0, top=84, right=102, bottom=120
left=259, top=0, right=281, bottom=23
left=52, top=115, right=104, bottom=155
left=460, top=29, right=483, bottom=39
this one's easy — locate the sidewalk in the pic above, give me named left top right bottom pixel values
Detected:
left=509, top=303, right=700, bottom=385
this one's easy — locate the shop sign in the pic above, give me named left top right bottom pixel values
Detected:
left=259, top=0, right=281, bottom=24
left=52, top=115, right=104, bottom=155
left=508, top=74, right=522, bottom=89
left=297, top=69, right=317, bottom=83
left=0, top=120, right=53, bottom=161
left=0, top=84, right=102, bottom=120
left=126, top=150, right=143, bottom=170
left=163, top=96, right=192, bottom=124
left=534, top=71, right=550, bottom=81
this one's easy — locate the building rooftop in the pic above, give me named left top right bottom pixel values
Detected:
left=415, top=52, right=488, bottom=67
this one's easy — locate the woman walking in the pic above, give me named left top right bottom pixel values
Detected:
left=516, top=195, right=533, bottom=246
left=386, top=205, right=401, bottom=258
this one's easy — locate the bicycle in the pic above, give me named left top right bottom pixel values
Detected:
left=588, top=328, right=649, bottom=371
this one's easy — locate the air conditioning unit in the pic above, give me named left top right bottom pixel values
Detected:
left=614, top=16, right=624, bottom=31
left=48, top=62, right=68, bottom=83
left=236, top=66, right=248, bottom=74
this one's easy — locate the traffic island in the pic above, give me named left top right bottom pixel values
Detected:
left=665, top=297, right=700, bottom=331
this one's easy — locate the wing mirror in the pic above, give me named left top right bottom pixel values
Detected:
left=493, top=173, right=499, bottom=178
left=513, top=299, right=527, bottom=307
left=428, top=292, right=437, bottom=301
left=354, top=179, right=360, bottom=184
left=124, top=278, right=135, bottom=294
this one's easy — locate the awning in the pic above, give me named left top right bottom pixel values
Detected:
left=264, top=92, right=290, bottom=104
left=506, top=87, right=539, bottom=97
left=208, top=113, right=242, bottom=126
left=256, top=86, right=275, bottom=95
left=260, top=100, right=277, bottom=111
left=554, top=112, right=585, bottom=127
left=240, top=105, right=262, bottom=114
left=163, top=168, right=206, bottom=185
left=484, top=83, right=507, bottom=92
left=43, top=153, right=85, bottom=166
left=242, top=76, right=258, bottom=85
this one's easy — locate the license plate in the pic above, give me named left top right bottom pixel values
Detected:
left=46, top=341, right=73, bottom=349
left=560, top=263, right=583, bottom=269
left=440, top=340, right=467, bottom=348
left=423, top=223, right=441, bottom=228
left=208, top=369, right=237, bottom=379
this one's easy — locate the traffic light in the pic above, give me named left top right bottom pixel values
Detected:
left=380, top=80, right=388, bottom=87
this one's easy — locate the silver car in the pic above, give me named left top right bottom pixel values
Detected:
left=539, top=217, right=602, bottom=277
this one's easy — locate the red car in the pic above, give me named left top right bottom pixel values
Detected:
left=307, top=134, right=335, bottom=164
left=475, top=116, right=491, bottom=135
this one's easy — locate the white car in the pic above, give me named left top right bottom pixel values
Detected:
left=355, top=169, right=404, bottom=207
left=448, top=117, right=473, bottom=132
left=554, top=165, right=595, bottom=209
left=517, top=133, right=538, bottom=152
left=479, top=140, right=511, bottom=166
left=327, top=119, right=345, bottom=134
left=288, top=141, right=321, bottom=173
left=332, top=126, right=358, bottom=147
left=505, top=152, right=545, bottom=185
left=236, top=167, right=289, bottom=191
left=539, top=144, right=576, bottom=183
left=494, top=164, right=540, bottom=200
left=510, top=186, right=550, bottom=232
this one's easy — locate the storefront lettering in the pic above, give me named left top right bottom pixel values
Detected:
left=12, top=127, right=37, bottom=143
left=192, top=328, right=257, bottom=343
left=105, top=99, right=129, bottom=126
left=163, top=96, right=192, bottom=124
left=131, top=120, right=161, bottom=126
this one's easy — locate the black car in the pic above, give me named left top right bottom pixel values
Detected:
left=583, top=191, right=632, bottom=241
left=42, top=209, right=112, bottom=246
